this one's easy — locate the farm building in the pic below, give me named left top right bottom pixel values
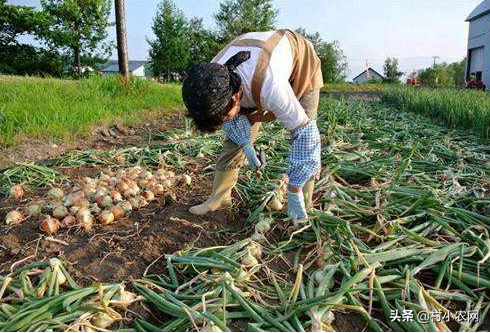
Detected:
left=352, top=67, right=384, bottom=83
left=101, top=60, right=148, bottom=78
left=465, top=0, right=490, bottom=89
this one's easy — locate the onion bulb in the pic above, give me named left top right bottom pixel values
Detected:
left=241, top=250, right=258, bottom=267
left=128, top=197, right=141, bottom=210
left=25, top=204, right=42, bottom=217
left=52, top=205, right=69, bottom=219
left=152, top=184, right=165, bottom=196
left=162, top=178, right=174, bottom=188
left=112, top=285, right=137, bottom=308
left=77, top=199, right=90, bottom=208
left=255, top=218, right=272, bottom=233
left=9, top=185, right=24, bottom=200
left=142, top=190, right=155, bottom=202
left=40, top=216, right=60, bottom=234
left=137, top=196, right=149, bottom=208
left=116, top=181, right=130, bottom=193
left=267, top=195, right=283, bottom=211
left=76, top=208, right=93, bottom=231
left=181, top=174, right=192, bottom=185
left=98, top=210, right=115, bottom=225
left=47, top=188, right=64, bottom=200
left=96, top=195, right=113, bottom=208
left=140, top=170, right=153, bottom=180
left=91, top=311, right=119, bottom=329
left=5, top=210, right=24, bottom=225
left=89, top=203, right=101, bottom=215
left=111, top=206, right=125, bottom=219
left=63, top=191, right=84, bottom=207
left=61, top=215, right=76, bottom=228
left=249, top=243, right=263, bottom=258
left=118, top=201, right=132, bottom=213
left=110, top=190, right=122, bottom=203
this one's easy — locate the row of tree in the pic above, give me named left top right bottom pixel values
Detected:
left=378, top=56, right=466, bottom=87
left=148, top=0, right=348, bottom=83
left=417, top=60, right=466, bottom=87
left=1, top=0, right=349, bottom=83
left=0, top=0, right=112, bottom=77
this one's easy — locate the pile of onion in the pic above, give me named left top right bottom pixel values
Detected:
left=7, top=165, right=179, bottom=235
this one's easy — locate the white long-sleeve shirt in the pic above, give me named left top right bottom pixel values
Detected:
left=213, top=31, right=310, bottom=131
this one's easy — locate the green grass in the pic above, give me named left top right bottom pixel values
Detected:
left=322, top=82, right=388, bottom=92
left=0, top=75, right=183, bottom=147
left=381, top=86, right=490, bottom=139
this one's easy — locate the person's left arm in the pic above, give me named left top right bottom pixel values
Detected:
left=262, top=82, right=321, bottom=223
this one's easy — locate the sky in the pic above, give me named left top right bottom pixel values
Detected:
left=10, top=0, right=482, bottom=80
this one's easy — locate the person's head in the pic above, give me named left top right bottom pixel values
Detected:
left=182, top=51, right=250, bottom=132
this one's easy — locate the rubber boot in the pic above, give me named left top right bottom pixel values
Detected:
left=189, top=169, right=239, bottom=215
left=303, top=178, right=315, bottom=210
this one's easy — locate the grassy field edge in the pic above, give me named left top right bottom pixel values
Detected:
left=0, top=75, right=183, bottom=147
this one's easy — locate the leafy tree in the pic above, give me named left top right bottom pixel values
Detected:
left=449, top=58, right=466, bottom=87
left=214, top=0, right=277, bottom=44
left=419, top=63, right=455, bottom=87
left=296, top=28, right=347, bottom=83
left=383, top=57, right=403, bottom=83
left=41, top=0, right=113, bottom=77
left=0, top=0, right=64, bottom=76
left=187, top=17, right=219, bottom=64
left=148, top=0, right=189, bottom=82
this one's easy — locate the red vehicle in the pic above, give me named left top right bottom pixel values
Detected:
left=466, top=78, right=486, bottom=90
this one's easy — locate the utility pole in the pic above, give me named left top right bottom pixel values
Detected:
left=432, top=56, right=440, bottom=68
left=115, top=0, right=129, bottom=79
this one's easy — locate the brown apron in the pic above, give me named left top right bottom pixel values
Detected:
left=214, top=30, right=324, bottom=121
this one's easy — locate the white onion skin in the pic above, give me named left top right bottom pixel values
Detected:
left=76, top=208, right=94, bottom=231
left=182, top=174, right=192, bottom=185
left=5, top=210, right=24, bottom=225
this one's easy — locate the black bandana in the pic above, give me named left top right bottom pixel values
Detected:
left=182, top=51, right=251, bottom=124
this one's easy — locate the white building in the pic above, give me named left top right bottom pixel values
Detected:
left=465, top=0, right=490, bottom=89
left=352, top=67, right=384, bottom=84
left=101, top=61, right=148, bottom=78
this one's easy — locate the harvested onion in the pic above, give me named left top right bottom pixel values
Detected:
left=40, top=216, right=60, bottom=234
left=110, top=190, right=123, bottom=203
left=152, top=184, right=165, bottom=196
left=96, top=195, right=113, bottom=208
left=5, top=210, right=24, bottom=225
left=118, top=201, right=132, bottom=213
left=9, top=185, right=24, bottom=200
left=52, top=205, right=69, bottom=219
left=25, top=204, right=42, bottom=217
left=48, top=188, right=64, bottom=200
left=142, top=190, right=155, bottom=202
left=98, top=210, right=115, bottom=225
left=181, top=174, right=192, bottom=185
left=63, top=191, right=85, bottom=207
left=111, top=206, right=125, bottom=219
left=76, top=208, right=93, bottom=231
left=61, top=215, right=76, bottom=228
